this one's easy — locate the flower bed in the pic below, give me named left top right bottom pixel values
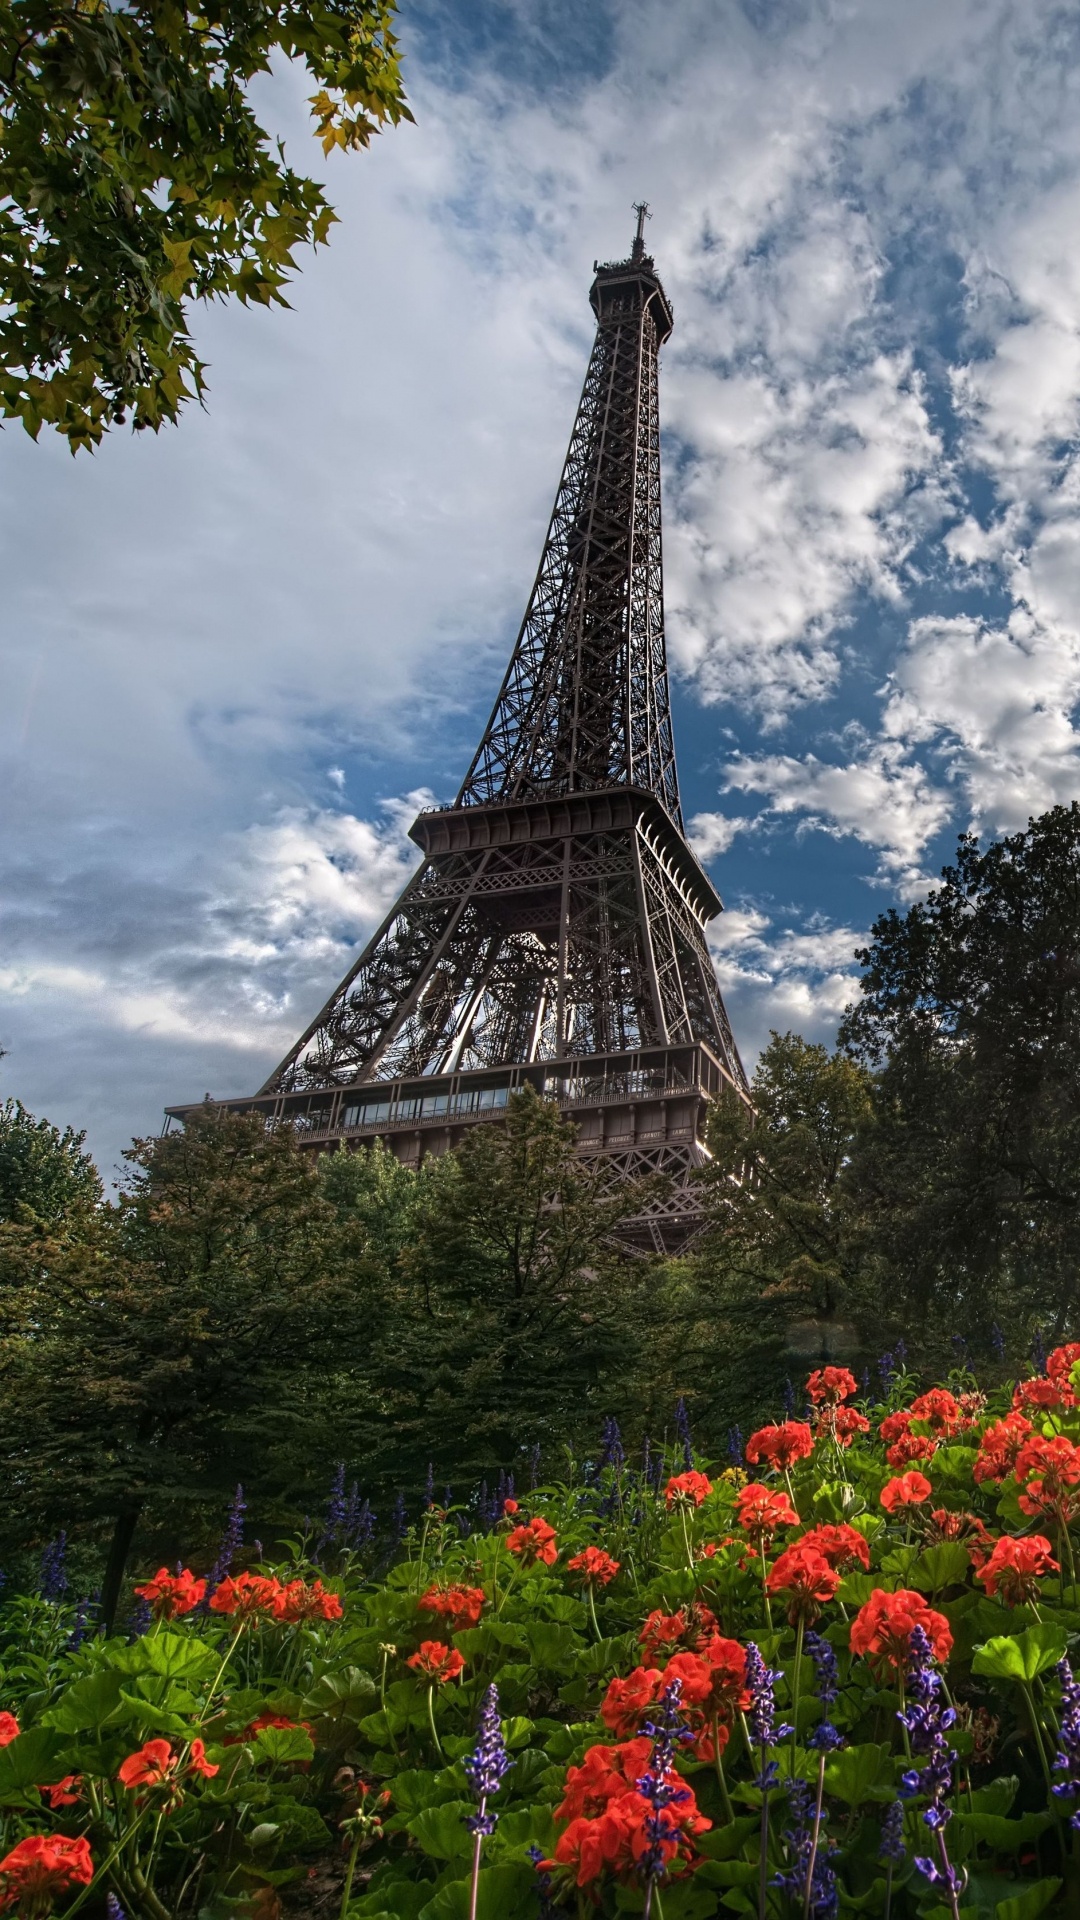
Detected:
left=0, top=1357, right=1079, bottom=1915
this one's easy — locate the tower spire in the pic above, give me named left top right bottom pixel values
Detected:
left=167, top=226, right=749, bottom=1249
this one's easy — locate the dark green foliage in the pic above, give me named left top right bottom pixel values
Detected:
left=0, top=1097, right=101, bottom=1223
left=840, top=802, right=1080, bottom=1357
left=0, top=0, right=410, bottom=447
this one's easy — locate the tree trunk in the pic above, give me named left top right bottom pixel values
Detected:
left=100, top=1494, right=144, bottom=1634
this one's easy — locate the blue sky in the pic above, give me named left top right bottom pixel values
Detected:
left=4, top=0, right=1080, bottom=1179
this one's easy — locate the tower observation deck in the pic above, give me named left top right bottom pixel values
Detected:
left=167, top=212, right=750, bottom=1248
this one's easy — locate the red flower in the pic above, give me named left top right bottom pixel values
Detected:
left=556, top=1738, right=652, bottom=1820
left=118, top=1739, right=176, bottom=1790
left=922, top=1507, right=995, bottom=1568
left=638, top=1606, right=717, bottom=1661
left=0, top=1835, right=93, bottom=1914
left=886, top=1432, right=938, bottom=1468
left=806, top=1367, right=858, bottom=1405
left=1046, top=1342, right=1080, bottom=1394
left=975, top=1535, right=1059, bottom=1607
left=133, top=1566, right=207, bottom=1620
left=973, top=1413, right=1032, bottom=1484
left=745, top=1422, right=814, bottom=1469
left=909, top=1389, right=963, bottom=1437
left=273, top=1578, right=343, bottom=1625
left=418, top=1584, right=485, bottom=1630
left=0, top=1716, right=19, bottom=1749
left=600, top=1667, right=663, bottom=1737
left=118, top=1736, right=218, bottom=1791
left=880, top=1471, right=933, bottom=1512
left=1015, top=1435, right=1080, bottom=1522
left=551, top=1768, right=710, bottom=1888
left=505, top=1516, right=558, bottom=1566
left=567, top=1548, right=620, bottom=1588
left=735, top=1483, right=800, bottom=1548
left=1013, top=1377, right=1071, bottom=1413
left=406, top=1641, right=465, bottom=1684
left=850, top=1588, right=953, bottom=1672
left=798, top=1523, right=870, bottom=1572
left=766, top=1546, right=840, bottom=1625
left=830, top=1406, right=871, bottom=1448
left=664, top=1471, right=713, bottom=1507
left=675, top=1636, right=750, bottom=1722
left=879, top=1410, right=913, bottom=1445
left=209, top=1572, right=284, bottom=1618
left=502, top=1498, right=519, bottom=1515
left=39, top=1775, right=81, bottom=1809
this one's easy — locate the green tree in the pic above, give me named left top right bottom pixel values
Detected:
left=839, top=804, right=1080, bottom=1356
left=665, top=1032, right=874, bottom=1435
left=0, top=1106, right=373, bottom=1623
left=0, top=0, right=410, bottom=449
left=0, top=1096, right=101, bottom=1223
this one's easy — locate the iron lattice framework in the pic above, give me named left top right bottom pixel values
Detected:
left=168, top=215, right=749, bottom=1247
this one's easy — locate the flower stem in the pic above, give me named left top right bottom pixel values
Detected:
left=426, top=1684, right=444, bottom=1762
left=586, top=1581, right=601, bottom=1643
left=802, top=1751, right=826, bottom=1920
left=759, top=1542, right=773, bottom=1630
left=713, top=1718, right=734, bottom=1823
left=791, top=1617, right=804, bottom=1767
left=467, top=1816, right=484, bottom=1920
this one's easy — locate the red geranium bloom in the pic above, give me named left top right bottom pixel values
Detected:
left=798, top=1523, right=870, bottom=1572
left=1015, top=1435, right=1080, bottom=1522
left=886, top=1432, right=938, bottom=1468
left=552, top=1772, right=709, bottom=1888
left=502, top=1498, right=519, bottom=1515
left=209, top=1572, right=284, bottom=1618
left=766, top=1545, right=840, bottom=1625
left=118, top=1739, right=175, bottom=1790
left=1046, top=1343, right=1080, bottom=1394
left=273, top=1578, right=343, bottom=1625
left=909, top=1388, right=963, bottom=1436
left=556, top=1738, right=652, bottom=1820
left=973, top=1413, right=1032, bottom=1484
left=664, top=1471, right=713, bottom=1507
left=505, top=1516, right=558, bottom=1566
left=806, top=1367, right=858, bottom=1405
left=0, top=1835, right=93, bottom=1914
left=975, top=1535, right=1059, bottom=1606
left=745, top=1422, right=814, bottom=1469
left=600, top=1667, right=663, bottom=1737
left=879, top=1409, right=914, bottom=1445
left=188, top=1739, right=218, bottom=1779
left=735, top=1483, right=800, bottom=1548
left=567, top=1547, right=620, bottom=1587
left=1013, top=1377, right=1071, bottom=1413
left=638, top=1605, right=718, bottom=1661
left=40, top=1775, right=81, bottom=1809
left=133, top=1566, right=207, bottom=1620
left=694, top=1636, right=752, bottom=1721
left=830, top=1406, right=871, bottom=1448
left=850, top=1588, right=952, bottom=1672
left=418, top=1584, right=485, bottom=1631
left=881, top=1471, right=933, bottom=1512
left=0, top=1716, right=19, bottom=1749
left=407, top=1641, right=465, bottom=1684
left=922, top=1507, right=995, bottom=1568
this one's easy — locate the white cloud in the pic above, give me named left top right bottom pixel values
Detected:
left=707, top=907, right=864, bottom=1064
left=687, top=811, right=750, bottom=861
left=720, top=740, right=950, bottom=891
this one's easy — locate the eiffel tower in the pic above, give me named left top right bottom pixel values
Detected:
left=168, top=209, right=749, bottom=1247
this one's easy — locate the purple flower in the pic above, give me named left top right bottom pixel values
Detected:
left=879, top=1799, right=906, bottom=1863
left=771, top=1777, right=838, bottom=1917
left=1032, top=1327, right=1048, bottom=1374
left=782, top=1378, right=796, bottom=1418
left=527, top=1843, right=558, bottom=1917
left=391, top=1492, right=408, bottom=1541
left=745, top=1642, right=793, bottom=1790
left=991, top=1323, right=1006, bottom=1363
left=599, top=1416, right=625, bottom=1472
left=464, top=1684, right=513, bottom=1836
left=806, top=1631, right=844, bottom=1752
left=106, top=1896, right=127, bottom=1920
left=637, top=1679, right=695, bottom=1901
left=674, top=1397, right=693, bottom=1470
left=727, top=1425, right=743, bottom=1466
left=315, top=1463, right=347, bottom=1558
left=899, top=1624, right=964, bottom=1898
left=39, top=1532, right=68, bottom=1601
left=1052, top=1656, right=1080, bottom=1829
left=205, top=1485, right=245, bottom=1598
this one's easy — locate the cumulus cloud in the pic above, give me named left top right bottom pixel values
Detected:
left=707, top=907, right=865, bottom=1065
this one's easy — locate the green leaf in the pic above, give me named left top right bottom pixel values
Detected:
left=911, top=1542, right=971, bottom=1594
left=957, top=1811, right=1053, bottom=1850
left=995, top=1879, right=1063, bottom=1920
left=500, top=1716, right=535, bottom=1750
left=823, top=1743, right=895, bottom=1806
left=972, top=1625, right=1069, bottom=1682
left=114, top=1630, right=220, bottom=1683
left=0, top=1728, right=71, bottom=1800
left=406, top=1800, right=475, bottom=1862
left=302, top=1665, right=375, bottom=1718
left=253, top=1725, right=315, bottom=1765
left=40, top=1671, right=126, bottom=1734
left=526, top=1623, right=583, bottom=1669
left=418, top=1862, right=537, bottom=1917
left=697, top=1816, right=759, bottom=1860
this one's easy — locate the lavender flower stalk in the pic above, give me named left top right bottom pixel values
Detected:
left=1052, top=1655, right=1080, bottom=1828
left=526, top=1843, right=558, bottom=1918
left=675, top=1397, right=694, bottom=1470
left=39, top=1532, right=68, bottom=1601
left=204, top=1485, right=245, bottom=1600
left=797, top=1633, right=843, bottom=1919
left=898, top=1624, right=964, bottom=1917
left=746, top=1642, right=793, bottom=1920
left=315, top=1462, right=346, bottom=1559
left=638, top=1678, right=695, bottom=1919
left=879, top=1801, right=905, bottom=1920
left=464, top=1685, right=513, bottom=1920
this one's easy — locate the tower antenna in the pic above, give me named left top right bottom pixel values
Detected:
left=632, top=200, right=651, bottom=260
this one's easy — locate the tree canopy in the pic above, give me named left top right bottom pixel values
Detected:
left=0, top=0, right=410, bottom=448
